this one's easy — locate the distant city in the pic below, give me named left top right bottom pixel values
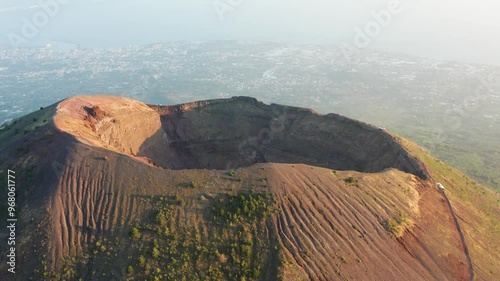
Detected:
left=1, top=41, right=499, bottom=188
left=1, top=41, right=498, bottom=123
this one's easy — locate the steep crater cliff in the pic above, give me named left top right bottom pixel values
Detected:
left=148, top=97, right=428, bottom=179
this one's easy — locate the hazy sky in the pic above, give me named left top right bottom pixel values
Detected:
left=1, top=0, right=499, bottom=66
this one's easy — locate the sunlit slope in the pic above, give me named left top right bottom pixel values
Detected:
left=258, top=164, right=471, bottom=281
left=399, top=136, right=500, bottom=280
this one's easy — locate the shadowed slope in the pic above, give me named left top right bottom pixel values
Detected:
left=150, top=97, right=428, bottom=179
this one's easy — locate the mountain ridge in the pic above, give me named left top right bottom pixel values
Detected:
left=0, top=95, right=497, bottom=280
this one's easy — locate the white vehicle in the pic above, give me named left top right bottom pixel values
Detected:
left=437, top=183, right=445, bottom=191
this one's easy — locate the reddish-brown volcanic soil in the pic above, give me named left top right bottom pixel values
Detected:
left=1, top=95, right=494, bottom=281
left=257, top=164, right=471, bottom=281
left=49, top=96, right=471, bottom=280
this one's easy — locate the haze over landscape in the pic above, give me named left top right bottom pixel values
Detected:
left=0, top=1, right=499, bottom=281
left=1, top=0, right=500, bottom=65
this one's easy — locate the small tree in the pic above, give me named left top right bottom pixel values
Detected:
left=138, top=255, right=146, bottom=267
left=344, top=177, right=355, bottom=184
left=130, top=227, right=140, bottom=239
left=152, top=247, right=160, bottom=259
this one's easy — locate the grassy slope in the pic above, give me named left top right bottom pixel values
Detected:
left=399, top=136, right=500, bottom=280
left=393, top=127, right=500, bottom=191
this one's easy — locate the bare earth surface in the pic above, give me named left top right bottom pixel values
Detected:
left=0, top=95, right=497, bottom=281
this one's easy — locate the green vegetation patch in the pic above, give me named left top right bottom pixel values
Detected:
left=383, top=210, right=410, bottom=238
left=211, top=191, right=273, bottom=225
left=67, top=191, right=278, bottom=281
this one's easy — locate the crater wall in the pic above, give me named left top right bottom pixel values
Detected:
left=149, top=97, right=428, bottom=179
